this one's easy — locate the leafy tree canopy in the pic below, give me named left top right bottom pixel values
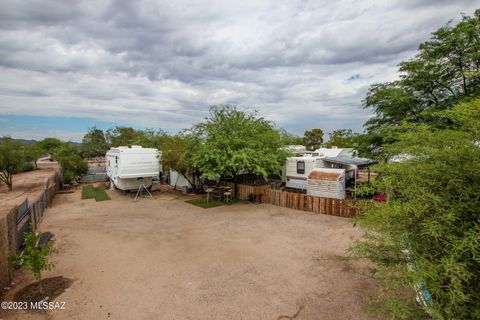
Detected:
left=303, top=128, right=324, bottom=150
left=37, top=137, right=64, bottom=155
left=359, top=9, right=480, bottom=157
left=351, top=98, right=480, bottom=319
left=9, top=231, right=55, bottom=293
left=278, top=129, right=304, bottom=146
left=365, top=10, right=480, bottom=131
left=161, top=133, right=200, bottom=188
left=105, top=126, right=145, bottom=147
left=131, top=128, right=169, bottom=149
left=0, top=137, right=26, bottom=191
left=324, top=129, right=356, bottom=148
left=190, top=105, right=290, bottom=180
left=81, top=126, right=109, bottom=158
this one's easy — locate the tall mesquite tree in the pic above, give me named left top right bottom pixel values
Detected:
left=351, top=99, right=480, bottom=319
left=303, top=128, right=324, bottom=150
left=81, top=126, right=109, bottom=157
left=359, top=9, right=480, bottom=156
left=0, top=137, right=26, bottom=191
left=365, top=10, right=480, bottom=130
left=191, top=105, right=289, bottom=182
left=162, top=133, right=200, bottom=190
left=105, top=126, right=144, bottom=147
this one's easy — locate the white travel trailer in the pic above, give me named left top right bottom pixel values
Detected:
left=283, top=156, right=325, bottom=190
left=283, top=147, right=376, bottom=191
left=106, top=146, right=160, bottom=191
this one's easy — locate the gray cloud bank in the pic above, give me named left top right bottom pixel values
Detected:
left=0, top=0, right=477, bottom=137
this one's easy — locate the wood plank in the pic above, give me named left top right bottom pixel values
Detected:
left=314, top=197, right=320, bottom=213
left=235, top=185, right=361, bottom=217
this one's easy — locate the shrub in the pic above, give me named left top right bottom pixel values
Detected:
left=62, top=170, right=75, bottom=184
left=9, top=231, right=55, bottom=294
left=19, top=161, right=35, bottom=173
left=58, top=155, right=88, bottom=183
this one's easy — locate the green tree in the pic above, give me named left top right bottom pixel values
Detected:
left=37, top=138, right=64, bottom=157
left=350, top=131, right=386, bottom=158
left=105, top=126, right=143, bottom=147
left=0, top=137, right=27, bottom=191
left=131, top=128, right=169, bottom=149
left=362, top=9, right=480, bottom=156
left=278, top=129, right=304, bottom=146
left=23, top=143, right=43, bottom=169
left=59, top=150, right=87, bottom=183
left=351, top=98, right=480, bottom=319
left=57, top=155, right=88, bottom=183
left=50, top=143, right=87, bottom=183
left=303, top=128, right=324, bottom=150
left=9, top=232, right=55, bottom=294
left=162, top=133, right=200, bottom=190
left=324, top=129, right=356, bottom=148
left=190, top=105, right=289, bottom=184
left=81, top=126, right=109, bottom=158
left=363, top=83, right=419, bottom=131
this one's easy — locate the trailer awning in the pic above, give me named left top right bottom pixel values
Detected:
left=323, top=156, right=377, bottom=167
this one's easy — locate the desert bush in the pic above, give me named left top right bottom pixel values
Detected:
left=9, top=231, right=55, bottom=294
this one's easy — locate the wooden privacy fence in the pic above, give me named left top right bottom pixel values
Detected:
left=236, top=184, right=360, bottom=218
left=0, top=170, right=61, bottom=289
left=237, top=184, right=269, bottom=201
left=264, top=189, right=359, bottom=217
left=15, top=171, right=61, bottom=250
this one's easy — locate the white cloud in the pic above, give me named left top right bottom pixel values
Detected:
left=0, top=0, right=477, bottom=136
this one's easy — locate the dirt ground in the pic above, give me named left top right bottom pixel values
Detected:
left=1, top=187, right=377, bottom=320
left=0, top=160, right=59, bottom=217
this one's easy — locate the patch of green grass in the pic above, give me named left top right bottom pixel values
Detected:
left=94, top=184, right=111, bottom=201
left=81, top=185, right=96, bottom=199
left=186, top=197, right=240, bottom=209
left=81, top=184, right=111, bottom=202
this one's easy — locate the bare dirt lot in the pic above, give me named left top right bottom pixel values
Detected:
left=1, top=188, right=377, bottom=320
left=0, top=160, right=59, bottom=217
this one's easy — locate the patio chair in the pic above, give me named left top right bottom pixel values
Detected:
left=203, top=185, right=215, bottom=203
left=224, top=189, right=232, bottom=203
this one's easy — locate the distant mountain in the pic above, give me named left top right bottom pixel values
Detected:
left=13, top=138, right=38, bottom=145
left=0, top=138, right=80, bottom=145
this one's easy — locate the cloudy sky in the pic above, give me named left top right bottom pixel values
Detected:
left=0, top=0, right=477, bottom=141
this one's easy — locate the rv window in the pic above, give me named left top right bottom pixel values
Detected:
left=297, top=161, right=305, bottom=174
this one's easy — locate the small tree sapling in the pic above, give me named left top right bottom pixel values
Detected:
left=9, top=231, right=55, bottom=294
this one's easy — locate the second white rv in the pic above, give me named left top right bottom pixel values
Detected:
left=282, top=147, right=376, bottom=191
left=283, top=156, right=325, bottom=190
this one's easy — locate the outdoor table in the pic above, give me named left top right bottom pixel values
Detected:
left=213, top=186, right=233, bottom=201
left=213, top=186, right=224, bottom=200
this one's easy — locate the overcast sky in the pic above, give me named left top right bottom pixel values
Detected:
left=0, top=0, right=478, bottom=141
